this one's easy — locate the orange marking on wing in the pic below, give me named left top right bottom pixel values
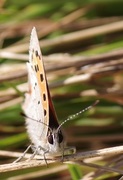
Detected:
left=32, top=51, right=49, bottom=125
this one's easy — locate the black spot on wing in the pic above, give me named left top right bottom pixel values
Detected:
left=34, top=64, right=39, bottom=72
left=35, top=50, right=38, bottom=57
left=40, top=73, right=44, bottom=82
left=43, top=93, right=46, bottom=101
left=35, top=50, right=41, bottom=60
left=44, top=109, right=47, bottom=116
left=34, top=82, right=37, bottom=89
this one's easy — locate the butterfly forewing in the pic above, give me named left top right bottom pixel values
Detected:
left=29, top=28, right=49, bottom=125
left=22, top=28, right=49, bottom=146
left=29, top=28, right=60, bottom=129
left=23, top=28, right=62, bottom=155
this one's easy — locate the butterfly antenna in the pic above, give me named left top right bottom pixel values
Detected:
left=21, top=112, right=52, bottom=132
left=57, top=100, right=99, bottom=131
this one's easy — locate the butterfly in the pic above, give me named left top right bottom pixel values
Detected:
left=20, top=27, right=76, bottom=161
left=14, top=27, right=98, bottom=164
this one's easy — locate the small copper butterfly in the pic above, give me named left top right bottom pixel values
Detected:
left=14, top=27, right=98, bottom=163
left=22, top=27, right=75, bottom=161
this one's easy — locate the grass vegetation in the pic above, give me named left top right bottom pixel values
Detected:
left=0, top=0, right=123, bottom=179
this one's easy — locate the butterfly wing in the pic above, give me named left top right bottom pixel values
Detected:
left=22, top=27, right=49, bottom=147
left=22, top=27, right=59, bottom=148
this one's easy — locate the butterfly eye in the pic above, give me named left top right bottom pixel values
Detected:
left=48, top=133, right=53, bottom=145
left=58, top=131, right=63, bottom=144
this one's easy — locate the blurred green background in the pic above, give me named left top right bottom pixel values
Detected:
left=0, top=0, right=123, bottom=179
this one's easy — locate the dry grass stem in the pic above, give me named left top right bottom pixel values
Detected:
left=0, top=97, right=23, bottom=110
left=1, top=145, right=123, bottom=172
left=7, top=165, right=68, bottom=180
left=2, top=20, right=123, bottom=53
left=78, top=161, right=123, bottom=174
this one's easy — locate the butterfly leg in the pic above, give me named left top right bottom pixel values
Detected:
left=26, top=145, right=46, bottom=161
left=43, top=149, right=49, bottom=167
left=61, top=143, right=65, bottom=162
left=13, top=144, right=32, bottom=163
left=64, top=146, right=76, bottom=155
left=29, top=145, right=49, bottom=166
left=36, top=146, right=49, bottom=166
left=26, top=147, right=39, bottom=161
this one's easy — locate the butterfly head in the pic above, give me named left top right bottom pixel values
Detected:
left=47, top=127, right=64, bottom=154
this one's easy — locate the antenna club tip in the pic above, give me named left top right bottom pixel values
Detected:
left=94, top=100, right=100, bottom=106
